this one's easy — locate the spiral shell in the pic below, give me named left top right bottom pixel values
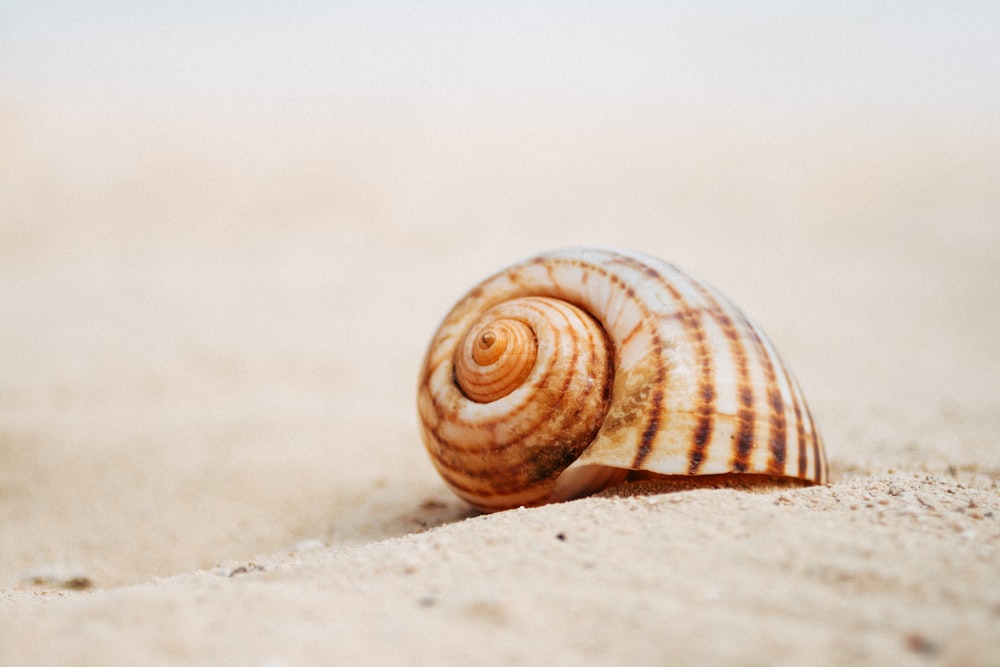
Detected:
left=418, top=247, right=827, bottom=512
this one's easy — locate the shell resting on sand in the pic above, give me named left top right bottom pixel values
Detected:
left=417, top=247, right=827, bottom=512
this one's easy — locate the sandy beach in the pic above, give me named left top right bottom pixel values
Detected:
left=2, top=5, right=999, bottom=665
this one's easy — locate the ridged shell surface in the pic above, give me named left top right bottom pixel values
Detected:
left=418, top=247, right=826, bottom=512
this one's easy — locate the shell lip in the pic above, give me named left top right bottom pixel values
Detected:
left=552, top=463, right=825, bottom=504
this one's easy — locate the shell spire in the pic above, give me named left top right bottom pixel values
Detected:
left=417, top=247, right=827, bottom=512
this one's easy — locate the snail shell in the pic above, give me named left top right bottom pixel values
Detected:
left=418, top=247, right=826, bottom=512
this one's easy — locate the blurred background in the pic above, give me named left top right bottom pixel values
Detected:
left=1, top=2, right=998, bottom=587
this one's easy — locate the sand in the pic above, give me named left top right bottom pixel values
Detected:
left=2, top=6, right=999, bottom=666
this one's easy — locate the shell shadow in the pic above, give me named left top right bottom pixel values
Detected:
left=321, top=491, right=480, bottom=548
left=337, top=474, right=819, bottom=549
left=594, top=473, right=820, bottom=499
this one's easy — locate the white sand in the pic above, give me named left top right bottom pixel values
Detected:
left=2, top=5, right=999, bottom=665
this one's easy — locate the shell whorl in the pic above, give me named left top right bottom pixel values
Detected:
left=453, top=307, right=540, bottom=403
left=418, top=247, right=827, bottom=512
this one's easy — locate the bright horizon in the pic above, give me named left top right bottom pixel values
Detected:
left=3, top=3, right=998, bottom=136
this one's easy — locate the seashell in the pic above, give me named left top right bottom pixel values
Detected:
left=417, top=247, right=827, bottom=512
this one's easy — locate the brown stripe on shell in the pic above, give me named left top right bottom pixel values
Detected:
left=633, top=334, right=666, bottom=468
left=684, top=310, right=716, bottom=475
left=619, top=321, right=644, bottom=349
left=603, top=254, right=714, bottom=472
left=630, top=263, right=720, bottom=474
left=795, top=399, right=808, bottom=479
left=734, top=309, right=788, bottom=476
left=654, top=268, right=760, bottom=477
left=713, top=305, right=756, bottom=473
left=653, top=287, right=717, bottom=475
left=775, top=351, right=814, bottom=482
left=805, top=400, right=825, bottom=484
